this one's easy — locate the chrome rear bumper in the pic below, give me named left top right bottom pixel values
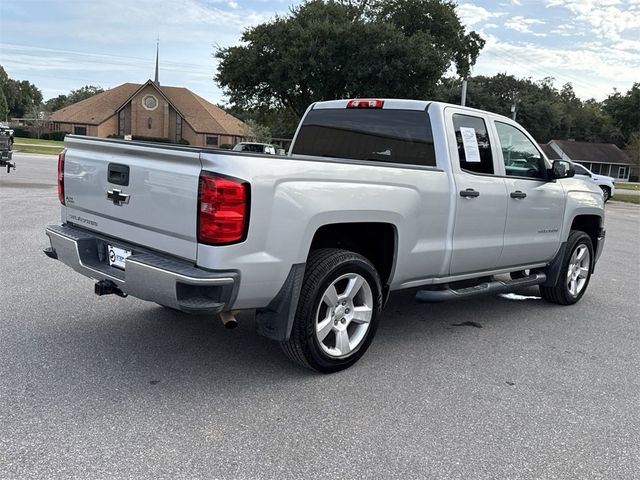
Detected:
left=45, top=224, right=238, bottom=314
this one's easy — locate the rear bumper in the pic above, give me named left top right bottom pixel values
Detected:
left=45, top=224, right=239, bottom=314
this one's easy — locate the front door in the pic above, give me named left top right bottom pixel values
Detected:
left=447, top=110, right=508, bottom=275
left=493, top=120, right=565, bottom=266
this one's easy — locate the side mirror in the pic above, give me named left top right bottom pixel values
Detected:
left=549, top=160, right=575, bottom=180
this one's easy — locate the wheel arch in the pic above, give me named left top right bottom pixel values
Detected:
left=308, top=222, right=398, bottom=289
left=570, top=214, right=602, bottom=251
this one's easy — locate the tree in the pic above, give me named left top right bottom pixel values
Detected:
left=625, top=132, right=640, bottom=171
left=603, top=83, right=640, bottom=143
left=215, top=0, right=484, bottom=118
left=44, top=95, right=69, bottom=112
left=0, top=89, right=8, bottom=122
left=0, top=66, right=43, bottom=118
left=44, top=85, right=104, bottom=112
left=67, top=85, right=104, bottom=104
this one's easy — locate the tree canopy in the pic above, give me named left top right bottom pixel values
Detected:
left=435, top=74, right=631, bottom=145
left=44, top=85, right=104, bottom=112
left=215, top=0, right=484, bottom=117
left=0, top=65, right=42, bottom=119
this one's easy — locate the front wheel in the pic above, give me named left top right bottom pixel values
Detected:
left=601, top=186, right=611, bottom=202
left=540, top=230, right=593, bottom=305
left=281, top=249, right=382, bottom=373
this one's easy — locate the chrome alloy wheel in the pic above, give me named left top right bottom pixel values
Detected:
left=567, top=244, right=591, bottom=296
left=315, top=273, right=373, bottom=358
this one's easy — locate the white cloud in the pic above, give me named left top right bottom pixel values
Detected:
left=504, top=16, right=546, bottom=33
left=545, top=0, right=640, bottom=41
left=457, top=3, right=506, bottom=26
left=473, top=33, right=640, bottom=100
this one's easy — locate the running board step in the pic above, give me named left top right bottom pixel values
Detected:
left=415, top=273, right=547, bottom=303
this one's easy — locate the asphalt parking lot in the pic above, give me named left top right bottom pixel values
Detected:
left=1, top=153, right=639, bottom=479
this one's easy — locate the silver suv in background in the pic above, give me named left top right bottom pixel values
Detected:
left=573, top=162, right=615, bottom=201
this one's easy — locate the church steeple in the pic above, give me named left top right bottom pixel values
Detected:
left=154, top=38, right=160, bottom=86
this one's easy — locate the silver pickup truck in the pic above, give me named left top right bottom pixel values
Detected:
left=45, top=99, right=606, bottom=372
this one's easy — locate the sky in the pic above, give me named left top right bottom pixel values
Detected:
left=0, top=0, right=638, bottom=104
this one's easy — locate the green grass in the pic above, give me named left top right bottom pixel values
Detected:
left=12, top=136, right=64, bottom=155
left=14, top=145, right=63, bottom=155
left=611, top=193, right=640, bottom=204
left=616, top=182, right=640, bottom=191
left=14, top=136, right=65, bottom=147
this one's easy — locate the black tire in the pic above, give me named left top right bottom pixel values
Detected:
left=601, top=186, right=610, bottom=202
left=540, top=230, right=594, bottom=305
left=280, top=248, right=383, bottom=373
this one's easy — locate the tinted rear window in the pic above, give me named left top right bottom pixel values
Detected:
left=291, top=108, right=436, bottom=167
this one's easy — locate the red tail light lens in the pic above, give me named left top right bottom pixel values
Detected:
left=346, top=99, right=384, bottom=109
left=198, top=173, right=249, bottom=245
left=57, top=149, right=66, bottom=205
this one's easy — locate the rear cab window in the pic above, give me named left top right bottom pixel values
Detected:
left=452, top=114, right=494, bottom=175
left=291, top=108, right=436, bottom=167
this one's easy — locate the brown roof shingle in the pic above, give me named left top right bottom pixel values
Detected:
left=49, top=83, right=140, bottom=125
left=50, top=81, right=248, bottom=136
left=550, top=140, right=631, bottom=165
left=160, top=86, right=247, bottom=135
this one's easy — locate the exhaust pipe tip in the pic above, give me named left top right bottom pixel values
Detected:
left=220, top=311, right=238, bottom=329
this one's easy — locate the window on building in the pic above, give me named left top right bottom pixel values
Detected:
left=74, top=126, right=87, bottom=135
left=176, top=115, right=182, bottom=142
left=142, top=94, right=158, bottom=111
left=591, top=163, right=602, bottom=174
left=118, top=110, right=125, bottom=136
left=206, top=135, right=219, bottom=146
left=452, top=114, right=493, bottom=175
left=618, top=166, right=628, bottom=179
left=494, top=121, right=546, bottom=179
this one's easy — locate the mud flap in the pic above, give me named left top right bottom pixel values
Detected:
left=255, top=263, right=306, bottom=341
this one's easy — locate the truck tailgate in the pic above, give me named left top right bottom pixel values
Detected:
left=62, top=136, right=202, bottom=261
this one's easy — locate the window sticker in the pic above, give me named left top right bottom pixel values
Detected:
left=459, top=127, right=481, bottom=163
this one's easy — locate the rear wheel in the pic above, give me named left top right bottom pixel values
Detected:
left=540, top=230, right=593, bottom=305
left=281, top=249, right=382, bottom=373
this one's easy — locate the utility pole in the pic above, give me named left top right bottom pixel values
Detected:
left=461, top=78, right=468, bottom=107
left=510, top=92, right=519, bottom=120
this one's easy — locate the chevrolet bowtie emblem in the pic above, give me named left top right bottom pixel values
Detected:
left=107, top=189, right=130, bottom=206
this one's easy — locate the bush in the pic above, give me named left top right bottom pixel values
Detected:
left=40, top=133, right=50, bottom=140
left=131, top=135, right=172, bottom=143
left=219, top=144, right=233, bottom=149
left=49, top=131, right=70, bottom=141
left=13, top=127, right=31, bottom=138
left=178, top=138, right=190, bottom=145
left=107, top=134, right=123, bottom=139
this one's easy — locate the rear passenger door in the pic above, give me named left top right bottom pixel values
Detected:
left=493, top=120, right=565, bottom=266
left=446, top=109, right=509, bottom=275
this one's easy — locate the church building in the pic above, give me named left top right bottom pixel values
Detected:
left=49, top=47, right=249, bottom=148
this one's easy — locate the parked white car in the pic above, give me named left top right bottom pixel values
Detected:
left=573, top=162, right=615, bottom=201
left=232, top=142, right=277, bottom=155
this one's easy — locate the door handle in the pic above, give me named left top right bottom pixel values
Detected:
left=510, top=190, right=527, bottom=199
left=460, top=188, right=480, bottom=198
left=108, top=163, right=130, bottom=186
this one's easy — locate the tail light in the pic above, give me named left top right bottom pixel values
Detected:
left=198, top=172, right=249, bottom=245
left=347, top=99, right=384, bottom=109
left=57, top=149, right=66, bottom=205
